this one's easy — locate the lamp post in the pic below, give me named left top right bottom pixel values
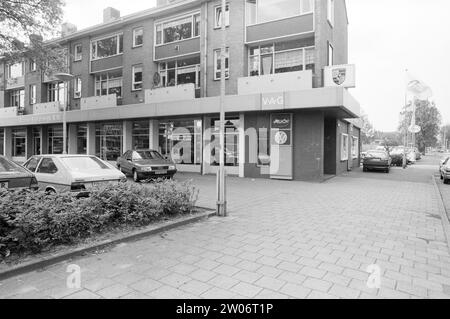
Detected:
left=54, top=73, right=74, bottom=155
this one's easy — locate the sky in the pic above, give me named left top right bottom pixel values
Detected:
left=63, top=0, right=450, bottom=132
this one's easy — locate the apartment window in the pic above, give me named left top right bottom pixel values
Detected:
left=9, top=89, right=25, bottom=109
left=352, top=136, right=359, bottom=159
left=245, top=0, right=313, bottom=25
left=132, top=65, right=143, bottom=91
left=155, top=13, right=200, bottom=45
left=249, top=41, right=315, bottom=76
left=95, top=71, right=123, bottom=98
left=328, top=42, right=334, bottom=66
left=214, top=48, right=230, bottom=80
left=12, top=129, right=26, bottom=157
left=327, top=0, right=335, bottom=26
left=341, top=133, right=349, bottom=161
left=133, top=27, right=144, bottom=47
left=215, top=3, right=230, bottom=28
left=30, top=85, right=37, bottom=105
left=158, top=56, right=201, bottom=89
left=47, top=82, right=65, bottom=104
left=7, top=62, right=24, bottom=79
left=91, top=33, right=123, bottom=60
left=74, top=44, right=82, bottom=61
left=74, top=77, right=82, bottom=99
left=30, top=59, right=37, bottom=72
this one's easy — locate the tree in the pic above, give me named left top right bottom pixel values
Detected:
left=414, top=100, right=441, bottom=152
left=360, top=112, right=375, bottom=145
left=441, top=124, right=450, bottom=149
left=0, top=0, right=66, bottom=73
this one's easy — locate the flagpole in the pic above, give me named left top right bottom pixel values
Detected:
left=403, top=69, right=408, bottom=169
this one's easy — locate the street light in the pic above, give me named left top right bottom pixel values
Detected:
left=54, top=72, right=74, bottom=155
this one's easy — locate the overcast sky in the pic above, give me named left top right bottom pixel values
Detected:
left=63, top=0, right=450, bottom=132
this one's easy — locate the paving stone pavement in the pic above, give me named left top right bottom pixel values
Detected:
left=1, top=158, right=450, bottom=299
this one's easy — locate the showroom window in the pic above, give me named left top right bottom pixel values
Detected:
left=352, top=136, right=359, bottom=159
left=12, top=129, right=26, bottom=157
left=95, top=122, right=123, bottom=161
left=215, top=3, right=230, bottom=28
left=48, top=125, right=64, bottom=154
left=158, top=56, right=201, bottom=89
left=91, top=33, right=123, bottom=60
left=214, top=48, right=229, bottom=80
left=32, top=127, right=41, bottom=156
left=155, top=13, right=200, bottom=45
left=210, top=118, right=240, bottom=167
left=132, top=121, right=149, bottom=150
left=249, top=41, right=315, bottom=76
left=95, top=71, right=123, bottom=98
left=245, top=0, right=313, bottom=25
left=0, top=129, right=4, bottom=156
left=77, top=124, right=87, bottom=154
left=258, top=127, right=271, bottom=166
left=341, top=133, right=349, bottom=161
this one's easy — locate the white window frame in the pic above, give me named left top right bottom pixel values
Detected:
left=327, top=0, right=335, bottom=27
left=214, top=48, right=230, bottom=81
left=328, top=42, right=334, bottom=66
left=132, top=65, right=143, bottom=91
left=158, top=59, right=201, bottom=89
left=74, top=44, right=83, bottom=61
left=90, top=33, right=123, bottom=61
left=248, top=43, right=315, bottom=76
left=7, top=62, right=24, bottom=79
left=214, top=3, right=230, bottom=29
left=94, top=73, right=123, bottom=98
left=341, top=133, right=349, bottom=161
left=154, top=11, right=201, bottom=46
left=74, top=77, right=82, bottom=99
left=132, top=27, right=144, bottom=48
left=30, top=59, right=37, bottom=72
left=30, top=84, right=37, bottom=105
left=351, top=136, right=359, bottom=159
left=9, top=89, right=25, bottom=108
left=245, top=0, right=314, bottom=26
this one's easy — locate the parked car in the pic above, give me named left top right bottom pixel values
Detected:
left=440, top=157, right=450, bottom=184
left=117, top=150, right=177, bottom=182
left=23, top=155, right=127, bottom=196
left=390, top=147, right=405, bottom=166
left=363, top=150, right=392, bottom=173
left=0, top=155, right=39, bottom=191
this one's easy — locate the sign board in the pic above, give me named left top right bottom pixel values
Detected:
left=270, top=113, right=293, bottom=180
left=408, top=125, right=421, bottom=134
left=262, top=93, right=285, bottom=109
left=324, top=64, right=356, bottom=88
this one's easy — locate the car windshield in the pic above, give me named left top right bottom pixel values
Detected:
left=135, top=151, right=164, bottom=160
left=0, top=157, right=25, bottom=173
left=366, top=151, right=387, bottom=159
left=60, top=156, right=111, bottom=171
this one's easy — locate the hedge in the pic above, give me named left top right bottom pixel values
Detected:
left=0, top=179, right=199, bottom=257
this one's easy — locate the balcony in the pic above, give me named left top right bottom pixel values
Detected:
left=154, top=38, right=201, bottom=61
left=81, top=95, right=117, bottom=110
left=5, top=77, right=25, bottom=90
left=246, top=13, right=314, bottom=44
left=90, top=55, right=123, bottom=74
left=145, top=84, right=196, bottom=104
left=33, top=101, right=62, bottom=114
left=0, top=107, right=21, bottom=118
left=238, top=70, right=313, bottom=96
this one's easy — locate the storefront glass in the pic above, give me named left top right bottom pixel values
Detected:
left=32, top=127, right=41, bottom=156
left=95, top=122, right=123, bottom=161
left=210, top=118, right=240, bottom=167
left=12, top=129, right=26, bottom=157
left=132, top=121, right=149, bottom=150
left=48, top=125, right=64, bottom=154
left=0, top=129, right=4, bottom=156
left=77, top=124, right=87, bottom=154
left=159, top=119, right=202, bottom=165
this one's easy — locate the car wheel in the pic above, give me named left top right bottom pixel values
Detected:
left=133, top=170, right=140, bottom=183
left=45, top=188, right=56, bottom=195
left=363, top=166, right=367, bottom=172
left=444, top=178, right=449, bottom=185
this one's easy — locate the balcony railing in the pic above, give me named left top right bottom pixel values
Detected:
left=33, top=101, right=62, bottom=114
left=0, top=106, right=23, bottom=118
left=145, top=84, right=196, bottom=104
left=80, top=95, right=117, bottom=110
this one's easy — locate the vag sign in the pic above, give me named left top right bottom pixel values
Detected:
left=262, top=93, right=284, bottom=108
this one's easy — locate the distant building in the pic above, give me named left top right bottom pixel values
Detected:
left=0, top=0, right=360, bottom=181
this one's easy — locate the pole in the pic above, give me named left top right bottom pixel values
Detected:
left=217, top=0, right=227, bottom=217
left=411, top=97, right=416, bottom=150
left=63, top=81, right=68, bottom=154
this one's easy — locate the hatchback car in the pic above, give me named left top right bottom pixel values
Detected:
left=440, top=157, right=450, bottom=184
left=117, top=150, right=177, bottom=182
left=363, top=150, right=392, bottom=173
left=23, top=155, right=127, bottom=195
left=0, top=156, right=39, bottom=191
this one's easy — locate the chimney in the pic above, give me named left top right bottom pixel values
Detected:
left=103, top=7, right=121, bottom=23
left=61, top=22, right=77, bottom=37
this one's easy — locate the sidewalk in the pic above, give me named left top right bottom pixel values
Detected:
left=1, top=170, right=450, bottom=299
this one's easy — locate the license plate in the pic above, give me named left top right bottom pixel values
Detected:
left=155, top=170, right=167, bottom=175
left=0, top=181, right=8, bottom=189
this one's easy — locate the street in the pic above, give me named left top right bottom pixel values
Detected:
left=0, top=154, right=449, bottom=299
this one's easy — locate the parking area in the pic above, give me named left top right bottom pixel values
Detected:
left=1, top=155, right=450, bottom=299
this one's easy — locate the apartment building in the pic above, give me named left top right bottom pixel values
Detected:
left=0, top=0, right=361, bottom=181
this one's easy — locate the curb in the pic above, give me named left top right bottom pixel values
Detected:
left=431, top=175, right=450, bottom=255
left=0, top=210, right=217, bottom=282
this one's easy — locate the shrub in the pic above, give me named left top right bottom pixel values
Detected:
left=0, top=179, right=198, bottom=257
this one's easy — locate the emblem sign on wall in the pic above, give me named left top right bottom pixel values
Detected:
left=324, top=64, right=356, bottom=88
